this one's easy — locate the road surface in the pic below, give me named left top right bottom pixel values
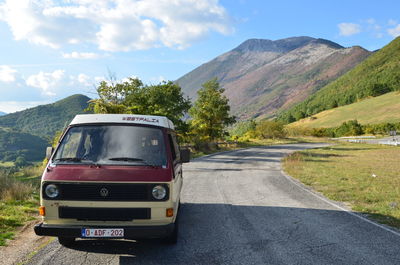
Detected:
left=26, top=144, right=400, bottom=265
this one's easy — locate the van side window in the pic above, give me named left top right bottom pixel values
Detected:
left=171, top=134, right=181, bottom=161
left=168, top=134, right=177, bottom=161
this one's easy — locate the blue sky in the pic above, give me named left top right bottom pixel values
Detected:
left=0, top=0, right=399, bottom=113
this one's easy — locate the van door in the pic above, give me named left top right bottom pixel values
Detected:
left=168, top=133, right=182, bottom=213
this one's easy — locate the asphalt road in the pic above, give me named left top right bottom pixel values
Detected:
left=26, top=144, right=400, bottom=265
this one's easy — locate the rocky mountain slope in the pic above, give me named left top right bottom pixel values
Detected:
left=177, top=36, right=371, bottom=119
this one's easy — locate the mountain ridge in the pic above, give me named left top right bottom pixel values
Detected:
left=177, top=36, right=370, bottom=119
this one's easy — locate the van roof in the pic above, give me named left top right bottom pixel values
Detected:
left=70, top=114, right=175, bottom=129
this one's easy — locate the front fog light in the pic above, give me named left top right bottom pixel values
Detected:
left=152, top=185, right=166, bottom=200
left=45, top=184, right=59, bottom=198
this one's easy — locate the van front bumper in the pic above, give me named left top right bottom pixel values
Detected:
left=34, top=222, right=174, bottom=239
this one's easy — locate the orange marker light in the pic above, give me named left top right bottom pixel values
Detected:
left=39, top=206, right=45, bottom=216
left=166, top=208, right=174, bottom=217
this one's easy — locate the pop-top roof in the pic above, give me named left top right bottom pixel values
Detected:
left=70, top=114, right=174, bottom=129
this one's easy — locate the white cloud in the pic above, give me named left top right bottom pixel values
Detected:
left=0, top=0, right=233, bottom=51
left=338, top=23, right=361, bottom=36
left=62, top=52, right=100, bottom=59
left=26, top=70, right=66, bottom=96
left=388, top=24, right=400, bottom=37
left=0, top=65, right=17, bottom=82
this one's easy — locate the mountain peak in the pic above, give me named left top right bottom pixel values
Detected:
left=233, top=36, right=316, bottom=53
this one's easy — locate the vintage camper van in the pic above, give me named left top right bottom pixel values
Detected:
left=34, top=114, right=189, bottom=245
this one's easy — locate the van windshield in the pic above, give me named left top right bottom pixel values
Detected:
left=52, top=125, right=167, bottom=167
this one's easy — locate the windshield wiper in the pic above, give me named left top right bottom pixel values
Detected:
left=52, top=157, right=95, bottom=164
left=53, top=157, right=83, bottom=162
left=108, top=157, right=158, bottom=167
left=108, top=157, right=145, bottom=162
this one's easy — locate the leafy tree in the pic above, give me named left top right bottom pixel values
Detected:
left=189, top=79, right=236, bottom=141
left=88, top=77, right=191, bottom=135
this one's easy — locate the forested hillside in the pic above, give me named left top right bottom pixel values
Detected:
left=0, top=94, right=91, bottom=139
left=279, top=37, right=400, bottom=123
left=0, top=94, right=90, bottom=163
left=0, top=127, right=48, bottom=162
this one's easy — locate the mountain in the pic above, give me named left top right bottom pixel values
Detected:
left=0, top=94, right=91, bottom=139
left=0, top=111, right=6, bottom=116
left=176, top=36, right=371, bottom=119
left=280, top=36, right=400, bottom=123
left=290, top=91, right=400, bottom=128
left=0, top=94, right=91, bottom=163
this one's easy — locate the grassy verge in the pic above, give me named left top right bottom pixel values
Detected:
left=0, top=166, right=42, bottom=246
left=283, top=143, right=400, bottom=229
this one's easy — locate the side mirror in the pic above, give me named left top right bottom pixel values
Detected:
left=46, top=146, right=54, bottom=160
left=180, top=148, right=190, bottom=163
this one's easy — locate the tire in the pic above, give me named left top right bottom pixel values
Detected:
left=163, top=217, right=179, bottom=244
left=58, top=237, right=75, bottom=247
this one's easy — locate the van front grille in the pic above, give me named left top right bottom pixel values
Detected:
left=42, top=182, right=169, bottom=201
left=59, top=207, right=151, bottom=221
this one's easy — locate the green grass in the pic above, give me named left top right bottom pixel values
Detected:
left=283, top=143, right=400, bottom=228
left=0, top=167, right=41, bottom=246
left=291, top=91, right=400, bottom=128
left=0, top=200, right=39, bottom=245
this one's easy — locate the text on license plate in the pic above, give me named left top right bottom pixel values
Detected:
left=82, top=228, right=124, bottom=237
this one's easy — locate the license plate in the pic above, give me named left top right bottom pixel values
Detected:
left=81, top=228, right=124, bottom=238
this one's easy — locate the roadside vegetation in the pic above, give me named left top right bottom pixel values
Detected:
left=0, top=166, right=42, bottom=246
left=283, top=143, right=400, bottom=229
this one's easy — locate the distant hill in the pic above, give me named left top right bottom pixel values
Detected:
left=0, top=94, right=91, bottom=139
left=280, top=36, right=400, bottom=123
left=290, top=91, right=400, bottom=128
left=0, top=94, right=91, bottom=162
left=0, top=127, right=48, bottom=162
left=176, top=36, right=370, bottom=119
left=0, top=111, right=6, bottom=116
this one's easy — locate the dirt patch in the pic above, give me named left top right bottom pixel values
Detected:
left=0, top=219, right=52, bottom=265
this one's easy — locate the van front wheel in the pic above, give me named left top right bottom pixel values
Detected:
left=58, top=237, right=75, bottom=247
left=163, top=219, right=178, bottom=244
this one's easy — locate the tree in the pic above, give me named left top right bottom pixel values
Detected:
left=88, top=77, right=191, bottom=135
left=189, top=79, right=236, bottom=141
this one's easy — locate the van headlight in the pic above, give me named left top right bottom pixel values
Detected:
left=152, top=185, right=166, bottom=200
left=45, top=184, right=59, bottom=198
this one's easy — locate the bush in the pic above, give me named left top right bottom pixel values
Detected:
left=0, top=167, right=39, bottom=201
left=255, top=121, right=286, bottom=139
left=334, top=120, right=364, bottom=137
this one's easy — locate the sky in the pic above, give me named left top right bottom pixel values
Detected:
left=0, top=0, right=399, bottom=113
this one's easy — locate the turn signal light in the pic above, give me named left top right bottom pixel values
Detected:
left=166, top=208, right=174, bottom=217
left=39, top=206, right=45, bottom=216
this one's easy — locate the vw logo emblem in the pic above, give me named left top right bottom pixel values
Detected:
left=99, top=188, right=109, bottom=197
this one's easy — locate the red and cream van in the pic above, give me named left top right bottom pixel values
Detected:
left=34, top=114, right=189, bottom=246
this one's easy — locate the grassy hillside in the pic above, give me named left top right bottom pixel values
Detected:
left=0, top=94, right=90, bottom=139
left=279, top=37, right=400, bottom=122
left=291, top=91, right=400, bottom=128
